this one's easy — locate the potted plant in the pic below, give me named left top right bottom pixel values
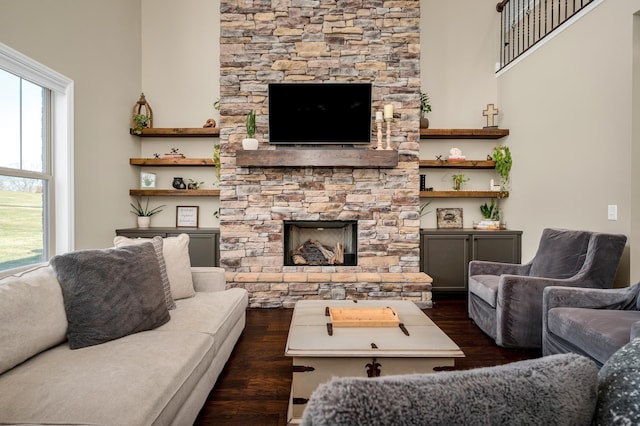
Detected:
left=492, top=145, right=512, bottom=190
left=212, top=143, right=221, bottom=184
left=477, top=199, right=501, bottom=229
left=133, top=114, right=150, bottom=135
left=187, top=179, right=204, bottom=190
left=420, top=92, right=431, bottom=129
left=452, top=173, right=469, bottom=191
left=130, top=197, right=165, bottom=228
left=242, top=109, right=258, bottom=150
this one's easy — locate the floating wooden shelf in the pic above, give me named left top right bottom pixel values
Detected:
left=129, top=158, right=215, bottom=166
left=420, top=190, right=509, bottom=198
left=129, top=189, right=220, bottom=196
left=419, top=159, right=495, bottom=169
left=236, top=149, right=398, bottom=168
left=420, top=128, right=509, bottom=139
left=130, top=127, right=220, bottom=137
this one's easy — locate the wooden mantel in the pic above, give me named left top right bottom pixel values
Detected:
left=236, top=149, right=398, bottom=168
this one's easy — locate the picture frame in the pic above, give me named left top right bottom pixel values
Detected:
left=436, top=208, right=463, bottom=229
left=140, top=172, right=156, bottom=189
left=176, top=206, right=199, bottom=228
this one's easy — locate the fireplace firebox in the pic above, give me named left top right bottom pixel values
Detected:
left=284, top=221, right=357, bottom=266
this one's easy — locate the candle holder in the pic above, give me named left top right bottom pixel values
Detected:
left=385, top=118, right=393, bottom=150
left=376, top=118, right=384, bottom=150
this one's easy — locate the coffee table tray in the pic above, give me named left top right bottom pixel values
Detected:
left=329, top=307, right=399, bottom=327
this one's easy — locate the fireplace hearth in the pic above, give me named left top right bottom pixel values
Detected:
left=284, top=221, right=357, bottom=267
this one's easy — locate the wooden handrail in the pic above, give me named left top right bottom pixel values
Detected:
left=496, top=0, right=509, bottom=13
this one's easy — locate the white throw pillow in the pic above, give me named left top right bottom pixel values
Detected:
left=114, top=233, right=195, bottom=300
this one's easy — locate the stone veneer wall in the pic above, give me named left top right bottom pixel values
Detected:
left=218, top=0, right=423, bottom=305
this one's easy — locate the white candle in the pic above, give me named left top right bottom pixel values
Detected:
left=384, top=104, right=393, bottom=119
left=375, top=111, right=383, bottom=121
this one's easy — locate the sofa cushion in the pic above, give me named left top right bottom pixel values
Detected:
left=114, top=233, right=195, bottom=300
left=596, top=338, right=640, bottom=425
left=529, top=228, right=590, bottom=278
left=547, top=307, right=640, bottom=365
left=156, top=288, right=248, bottom=353
left=0, top=264, right=68, bottom=374
left=51, top=243, right=170, bottom=349
left=0, top=330, right=215, bottom=425
left=468, top=274, right=500, bottom=307
left=302, top=353, right=597, bottom=426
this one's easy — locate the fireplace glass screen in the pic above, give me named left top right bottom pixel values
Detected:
left=284, top=221, right=357, bottom=266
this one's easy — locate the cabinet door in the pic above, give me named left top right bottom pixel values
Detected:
left=471, top=234, right=521, bottom=264
left=420, top=234, right=469, bottom=291
left=168, top=232, right=218, bottom=267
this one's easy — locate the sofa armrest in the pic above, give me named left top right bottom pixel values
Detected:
left=191, top=267, right=226, bottom=292
left=468, top=260, right=531, bottom=277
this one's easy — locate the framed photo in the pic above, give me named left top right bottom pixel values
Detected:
left=176, top=206, right=199, bottom=228
left=436, top=208, right=463, bottom=229
left=140, top=172, right=156, bottom=189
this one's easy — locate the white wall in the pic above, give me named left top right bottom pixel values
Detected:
left=0, top=0, right=141, bottom=250
left=140, top=0, right=220, bottom=229
left=497, top=0, right=640, bottom=285
left=421, top=0, right=639, bottom=285
left=419, top=0, right=505, bottom=229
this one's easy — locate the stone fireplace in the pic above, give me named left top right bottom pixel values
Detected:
left=218, top=0, right=430, bottom=308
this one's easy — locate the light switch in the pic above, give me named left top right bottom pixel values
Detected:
left=608, top=205, right=617, bottom=221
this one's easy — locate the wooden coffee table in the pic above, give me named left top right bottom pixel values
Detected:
left=285, top=300, right=464, bottom=424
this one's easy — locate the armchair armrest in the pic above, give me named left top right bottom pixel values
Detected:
left=631, top=321, right=640, bottom=340
left=496, top=275, right=583, bottom=347
left=543, top=285, right=639, bottom=312
left=191, top=267, right=227, bottom=292
left=469, top=260, right=531, bottom=277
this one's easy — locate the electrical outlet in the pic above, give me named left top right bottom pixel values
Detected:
left=608, top=205, right=618, bottom=221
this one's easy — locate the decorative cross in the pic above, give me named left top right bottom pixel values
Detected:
left=483, top=104, right=499, bottom=128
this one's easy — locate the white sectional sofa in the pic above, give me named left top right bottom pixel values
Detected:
left=0, top=234, right=248, bottom=425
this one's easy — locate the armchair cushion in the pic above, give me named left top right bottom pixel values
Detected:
left=468, top=274, right=500, bottom=307
left=529, top=228, right=590, bottom=278
left=547, top=307, right=640, bottom=364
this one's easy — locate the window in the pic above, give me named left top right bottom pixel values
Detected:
left=0, top=43, right=74, bottom=274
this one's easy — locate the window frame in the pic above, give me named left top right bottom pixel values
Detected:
left=0, top=43, right=74, bottom=275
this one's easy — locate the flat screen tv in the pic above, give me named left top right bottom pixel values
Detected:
left=268, top=82, right=372, bottom=145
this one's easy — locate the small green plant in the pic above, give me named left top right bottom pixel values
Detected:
left=492, top=145, right=512, bottom=189
left=130, top=197, right=165, bottom=217
left=420, top=92, right=431, bottom=116
left=133, top=114, right=150, bottom=135
left=452, top=173, right=469, bottom=191
left=246, top=109, right=256, bottom=138
left=213, top=98, right=221, bottom=111
left=480, top=199, right=500, bottom=221
left=188, top=179, right=204, bottom=190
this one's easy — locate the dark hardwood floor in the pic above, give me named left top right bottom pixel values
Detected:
left=194, top=298, right=541, bottom=425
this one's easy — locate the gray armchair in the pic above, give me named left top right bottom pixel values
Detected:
left=468, top=228, right=627, bottom=349
left=543, top=284, right=640, bottom=367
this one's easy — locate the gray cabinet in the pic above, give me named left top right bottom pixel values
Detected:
left=420, top=229, right=522, bottom=292
left=115, top=227, right=220, bottom=267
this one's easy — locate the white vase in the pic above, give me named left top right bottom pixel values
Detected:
left=242, top=138, right=259, bottom=150
left=137, top=216, right=151, bottom=228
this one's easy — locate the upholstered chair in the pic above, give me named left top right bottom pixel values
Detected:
left=543, top=284, right=640, bottom=367
left=468, top=228, right=627, bottom=349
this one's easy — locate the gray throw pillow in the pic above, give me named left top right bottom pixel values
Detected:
left=50, top=242, right=170, bottom=349
left=596, top=338, right=640, bottom=425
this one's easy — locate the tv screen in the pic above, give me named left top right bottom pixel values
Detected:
left=268, top=83, right=372, bottom=145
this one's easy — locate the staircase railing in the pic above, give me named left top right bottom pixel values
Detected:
left=497, top=0, right=594, bottom=70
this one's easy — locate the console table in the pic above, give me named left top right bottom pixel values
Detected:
left=420, top=229, right=522, bottom=293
